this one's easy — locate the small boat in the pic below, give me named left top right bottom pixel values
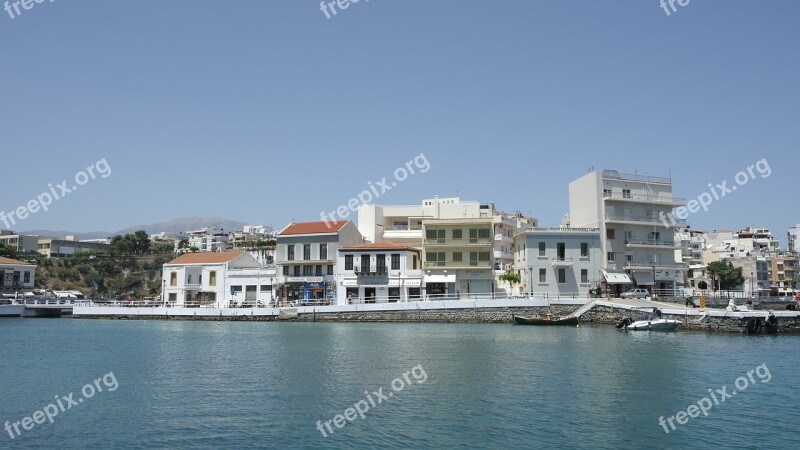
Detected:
left=512, top=313, right=580, bottom=326
left=615, top=308, right=680, bottom=331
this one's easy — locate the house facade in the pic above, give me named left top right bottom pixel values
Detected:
left=513, top=228, right=602, bottom=298
left=276, top=220, right=362, bottom=305
left=162, top=251, right=276, bottom=307
left=336, top=242, right=423, bottom=304
left=0, top=256, right=36, bottom=293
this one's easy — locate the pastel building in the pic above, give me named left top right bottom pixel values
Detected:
left=276, top=220, right=362, bottom=304
left=513, top=228, right=602, bottom=298
left=162, top=251, right=276, bottom=307
left=337, top=242, right=423, bottom=304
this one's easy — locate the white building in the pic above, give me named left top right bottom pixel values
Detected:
left=788, top=224, right=800, bottom=254
left=162, top=251, right=276, bottom=307
left=276, top=220, right=363, bottom=305
left=337, top=242, right=423, bottom=304
left=0, top=232, right=39, bottom=253
left=513, top=228, right=602, bottom=298
left=182, top=228, right=229, bottom=253
left=569, top=169, right=687, bottom=295
left=0, top=256, right=36, bottom=293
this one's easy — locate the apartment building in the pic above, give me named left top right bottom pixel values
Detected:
left=276, top=220, right=362, bottom=304
left=337, top=242, right=423, bottom=304
left=162, top=251, right=276, bottom=307
left=569, top=169, right=687, bottom=294
left=513, top=228, right=602, bottom=298
left=767, top=255, right=799, bottom=297
left=421, top=218, right=495, bottom=297
left=0, top=232, right=39, bottom=253
left=182, top=228, right=229, bottom=253
left=37, top=237, right=110, bottom=258
left=788, top=224, right=800, bottom=254
left=730, top=256, right=771, bottom=296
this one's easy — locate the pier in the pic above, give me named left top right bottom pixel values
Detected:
left=0, top=299, right=76, bottom=318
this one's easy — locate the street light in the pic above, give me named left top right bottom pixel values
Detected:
left=750, top=271, right=754, bottom=299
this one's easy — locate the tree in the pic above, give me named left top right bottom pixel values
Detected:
left=132, top=230, right=151, bottom=255
left=0, top=243, right=15, bottom=258
left=499, top=270, right=522, bottom=296
left=707, top=260, right=745, bottom=290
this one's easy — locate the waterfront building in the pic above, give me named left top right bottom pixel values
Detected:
left=736, top=227, right=780, bottom=254
left=767, top=254, right=799, bottom=297
left=421, top=218, right=495, bottom=297
left=569, top=169, right=688, bottom=295
left=276, top=220, right=362, bottom=304
left=336, top=242, right=423, bottom=304
left=730, top=256, right=771, bottom=296
left=512, top=228, right=602, bottom=298
left=228, top=225, right=276, bottom=265
left=0, top=231, right=39, bottom=254
left=162, top=251, right=276, bottom=307
left=37, top=237, right=110, bottom=258
left=0, top=256, right=36, bottom=294
left=181, top=228, right=229, bottom=253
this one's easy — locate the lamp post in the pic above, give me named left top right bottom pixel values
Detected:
left=750, top=271, right=754, bottom=299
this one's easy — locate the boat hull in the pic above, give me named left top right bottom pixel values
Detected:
left=626, top=319, right=680, bottom=331
left=512, top=315, right=580, bottom=326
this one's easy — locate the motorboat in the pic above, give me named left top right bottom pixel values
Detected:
left=616, top=308, right=680, bottom=331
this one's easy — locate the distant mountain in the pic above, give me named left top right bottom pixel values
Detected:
left=116, top=217, right=248, bottom=236
left=20, top=216, right=249, bottom=239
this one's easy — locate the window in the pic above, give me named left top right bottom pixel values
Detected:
left=580, top=243, right=589, bottom=258
left=470, top=252, right=478, bottom=266
left=556, top=243, right=566, bottom=261
left=413, top=254, right=419, bottom=269
left=187, top=274, right=192, bottom=284
left=539, top=268, right=547, bottom=283
left=452, top=252, right=463, bottom=262
left=479, top=252, right=490, bottom=261
left=260, top=285, right=272, bottom=292
left=170, top=272, right=177, bottom=287
left=230, top=285, right=242, bottom=295
left=469, top=229, right=478, bottom=242
left=427, top=229, right=445, bottom=242
left=478, top=228, right=490, bottom=239
left=539, top=242, right=546, bottom=257
left=376, top=255, right=387, bottom=271
left=388, top=287, right=400, bottom=303
left=607, top=252, right=616, bottom=262
left=315, top=265, right=322, bottom=276
left=623, top=188, right=631, bottom=199
left=293, top=266, right=301, bottom=276
left=427, top=252, right=445, bottom=266
left=303, top=244, right=311, bottom=260
left=361, top=255, right=370, bottom=273
left=345, top=255, right=353, bottom=270
left=303, top=266, right=313, bottom=276
left=607, top=229, right=616, bottom=240
left=392, top=220, right=408, bottom=230
left=391, top=254, right=400, bottom=270
left=209, top=271, right=216, bottom=286
left=24, top=272, right=30, bottom=284
left=287, top=245, right=295, bottom=261
left=558, top=268, right=566, bottom=284
left=581, top=269, right=588, bottom=284
left=320, top=244, right=328, bottom=260
left=626, top=253, right=633, bottom=262
left=327, top=265, right=334, bottom=275
left=283, top=266, right=289, bottom=276
left=452, top=229, right=463, bottom=240
left=603, top=188, right=612, bottom=197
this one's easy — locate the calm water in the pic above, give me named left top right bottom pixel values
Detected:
left=2, top=318, right=799, bottom=449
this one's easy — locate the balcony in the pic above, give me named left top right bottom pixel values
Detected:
left=625, top=239, right=680, bottom=248
left=185, top=283, right=202, bottom=290
left=624, top=261, right=689, bottom=270
left=551, top=258, right=574, bottom=267
left=605, top=214, right=686, bottom=227
left=424, top=239, right=493, bottom=247
left=355, top=266, right=388, bottom=275
left=603, top=192, right=685, bottom=206
left=495, top=233, right=513, bottom=243
left=601, top=170, right=672, bottom=184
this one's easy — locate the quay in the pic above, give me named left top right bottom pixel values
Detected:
left=0, top=299, right=76, bottom=318
left=71, top=297, right=800, bottom=333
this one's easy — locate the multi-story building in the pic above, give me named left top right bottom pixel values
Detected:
left=37, top=237, right=110, bottom=258
left=569, top=169, right=687, bottom=295
left=182, top=228, right=229, bottom=253
left=0, top=232, right=39, bottom=253
left=358, top=196, right=537, bottom=271
left=0, top=256, right=36, bottom=293
left=162, top=251, right=276, bottom=307
left=767, top=254, right=799, bottom=297
left=421, top=218, right=495, bottom=298
left=788, top=224, right=800, bottom=254
left=513, top=228, right=602, bottom=298
left=276, top=220, right=362, bottom=304
left=336, top=242, right=423, bottom=304
left=730, top=256, right=770, bottom=296
left=736, top=227, right=780, bottom=254
left=228, top=225, right=276, bottom=265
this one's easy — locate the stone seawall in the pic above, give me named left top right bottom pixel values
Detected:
left=580, top=304, right=800, bottom=333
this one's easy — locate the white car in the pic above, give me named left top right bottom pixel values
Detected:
left=621, top=289, right=649, bottom=299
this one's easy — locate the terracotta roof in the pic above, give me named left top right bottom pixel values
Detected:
left=165, top=251, right=244, bottom=265
left=339, top=241, right=420, bottom=252
left=0, top=256, right=34, bottom=266
left=279, top=221, right=349, bottom=236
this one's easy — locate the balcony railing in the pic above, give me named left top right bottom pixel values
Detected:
left=601, top=170, right=671, bottom=184
left=605, top=214, right=686, bottom=226
left=603, top=192, right=685, bottom=205
left=625, top=239, right=679, bottom=247
left=624, top=261, right=689, bottom=269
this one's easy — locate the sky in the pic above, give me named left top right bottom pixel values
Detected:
left=1, top=1, right=798, bottom=244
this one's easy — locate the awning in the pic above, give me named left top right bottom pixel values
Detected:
left=602, top=270, right=632, bottom=284
left=632, top=271, right=655, bottom=286
left=425, top=274, right=456, bottom=283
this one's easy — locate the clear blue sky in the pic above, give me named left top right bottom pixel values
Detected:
left=1, top=1, right=798, bottom=244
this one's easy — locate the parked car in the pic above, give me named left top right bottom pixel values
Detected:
left=621, top=289, right=649, bottom=299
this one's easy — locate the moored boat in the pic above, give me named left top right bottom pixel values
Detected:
left=615, top=308, right=680, bottom=331
left=512, top=313, right=580, bottom=326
